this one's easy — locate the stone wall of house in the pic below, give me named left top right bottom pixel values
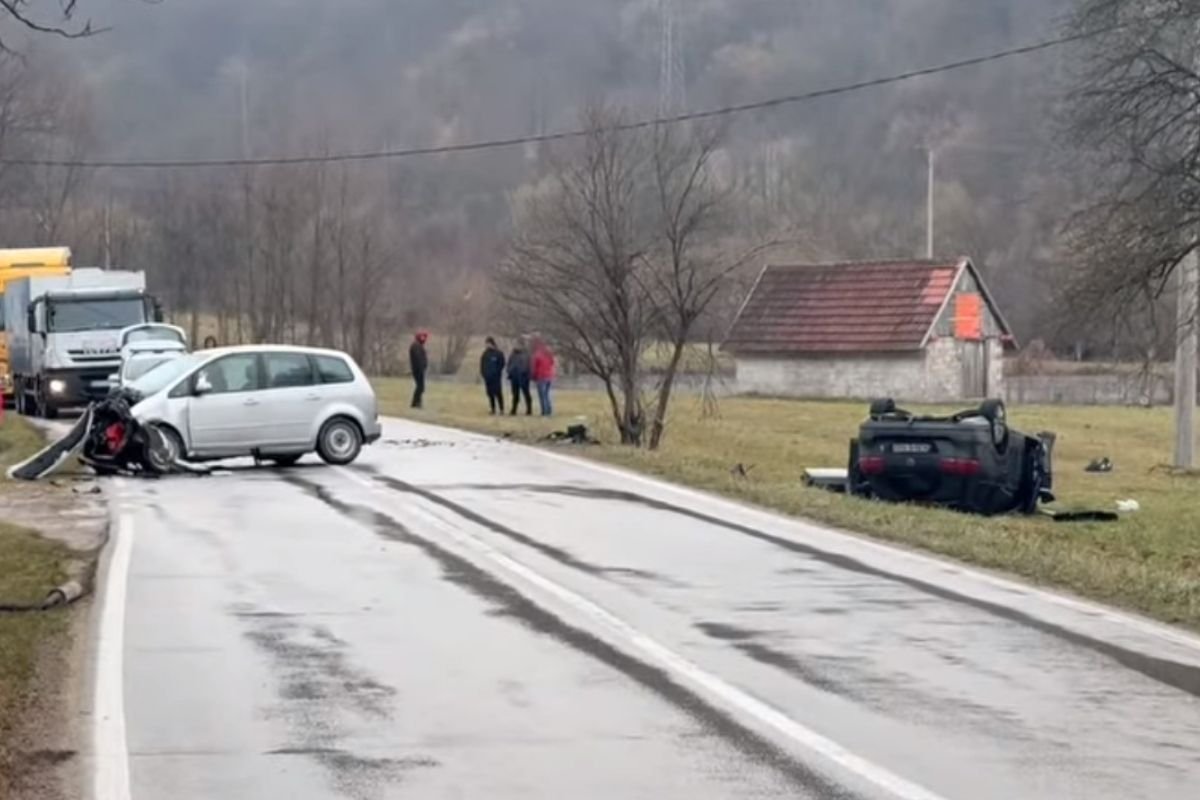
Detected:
left=988, top=338, right=1005, bottom=399
left=734, top=339, right=1004, bottom=403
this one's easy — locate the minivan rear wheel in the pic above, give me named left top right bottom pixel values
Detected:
left=317, top=418, right=362, bottom=465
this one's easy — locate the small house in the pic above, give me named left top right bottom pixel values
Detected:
left=724, top=257, right=1015, bottom=403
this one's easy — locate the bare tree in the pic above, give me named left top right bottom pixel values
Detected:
left=0, top=0, right=100, bottom=52
left=500, top=106, right=658, bottom=444
left=1063, top=1, right=1200, bottom=308
left=643, top=122, right=783, bottom=449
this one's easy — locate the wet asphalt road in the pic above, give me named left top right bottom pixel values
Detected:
left=102, top=417, right=1200, bottom=800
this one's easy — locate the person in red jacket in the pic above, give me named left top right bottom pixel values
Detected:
left=531, top=338, right=556, bottom=416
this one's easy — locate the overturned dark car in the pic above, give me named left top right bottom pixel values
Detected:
left=847, top=399, right=1055, bottom=516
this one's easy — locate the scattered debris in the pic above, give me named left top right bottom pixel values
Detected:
left=1086, top=457, right=1114, bottom=473
left=1040, top=508, right=1120, bottom=523
left=730, top=463, right=756, bottom=479
left=381, top=438, right=453, bottom=449
left=802, top=468, right=847, bottom=492
left=545, top=423, right=598, bottom=445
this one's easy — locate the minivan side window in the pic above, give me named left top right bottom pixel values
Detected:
left=197, top=354, right=261, bottom=395
left=264, top=353, right=316, bottom=389
left=313, top=355, right=354, bottom=384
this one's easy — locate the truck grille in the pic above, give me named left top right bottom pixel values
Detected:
left=67, top=350, right=120, bottom=364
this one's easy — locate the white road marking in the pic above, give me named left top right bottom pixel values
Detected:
left=93, top=491, right=134, bottom=800
left=341, top=467, right=948, bottom=800
left=533, top=446, right=1200, bottom=654
left=384, top=417, right=1200, bottom=657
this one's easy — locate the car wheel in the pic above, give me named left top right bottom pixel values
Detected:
left=979, top=400, right=1008, bottom=450
left=270, top=455, right=302, bottom=468
left=869, top=397, right=896, bottom=417
left=317, top=418, right=363, bottom=465
left=142, top=425, right=179, bottom=474
left=152, top=424, right=186, bottom=465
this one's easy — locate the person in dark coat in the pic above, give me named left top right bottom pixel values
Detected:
left=409, top=330, right=429, bottom=409
left=507, top=338, right=532, bottom=416
left=479, top=336, right=507, bottom=414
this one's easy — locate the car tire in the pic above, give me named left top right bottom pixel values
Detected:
left=316, top=418, right=362, bottom=465
left=869, top=398, right=896, bottom=417
left=142, top=424, right=178, bottom=474
left=979, top=399, right=1008, bottom=450
left=153, top=424, right=186, bottom=466
left=270, top=455, right=303, bottom=468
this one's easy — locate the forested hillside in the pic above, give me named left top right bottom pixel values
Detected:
left=2, top=0, right=1089, bottom=367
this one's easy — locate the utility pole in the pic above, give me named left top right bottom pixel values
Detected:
left=1175, top=26, right=1200, bottom=470
left=1175, top=251, right=1198, bottom=468
left=926, top=147, right=936, bottom=259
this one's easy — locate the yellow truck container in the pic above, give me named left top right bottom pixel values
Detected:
left=0, top=247, right=72, bottom=402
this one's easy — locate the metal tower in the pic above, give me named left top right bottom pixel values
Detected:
left=658, top=0, right=686, bottom=115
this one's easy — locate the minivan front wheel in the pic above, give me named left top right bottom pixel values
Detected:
left=317, top=418, right=362, bottom=465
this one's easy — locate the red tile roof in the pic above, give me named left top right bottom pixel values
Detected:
left=725, top=259, right=966, bottom=355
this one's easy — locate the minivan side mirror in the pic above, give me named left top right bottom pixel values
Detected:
left=193, top=373, right=214, bottom=396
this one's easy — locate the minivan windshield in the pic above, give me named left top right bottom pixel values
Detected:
left=128, top=352, right=205, bottom=397
left=124, top=355, right=180, bottom=383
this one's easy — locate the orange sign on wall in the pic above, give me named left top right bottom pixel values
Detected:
left=954, top=293, right=983, bottom=340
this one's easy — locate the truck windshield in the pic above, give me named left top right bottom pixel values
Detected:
left=48, top=299, right=146, bottom=332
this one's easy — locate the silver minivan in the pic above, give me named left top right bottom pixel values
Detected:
left=125, top=345, right=381, bottom=466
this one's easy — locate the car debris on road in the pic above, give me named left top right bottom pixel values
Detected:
left=6, top=389, right=207, bottom=480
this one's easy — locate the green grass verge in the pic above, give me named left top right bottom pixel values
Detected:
left=0, top=416, right=71, bottom=797
left=377, top=378, right=1200, bottom=630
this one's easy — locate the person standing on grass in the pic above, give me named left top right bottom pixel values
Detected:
left=531, top=337, right=556, bottom=416
left=507, top=338, right=533, bottom=415
left=479, top=336, right=507, bottom=415
left=409, top=330, right=429, bottom=409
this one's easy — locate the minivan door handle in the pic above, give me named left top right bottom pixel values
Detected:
left=304, top=393, right=321, bottom=402
left=243, top=398, right=260, bottom=407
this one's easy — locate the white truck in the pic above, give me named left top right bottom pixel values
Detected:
left=4, top=269, right=162, bottom=417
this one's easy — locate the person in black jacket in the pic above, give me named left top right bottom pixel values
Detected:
left=507, top=338, right=532, bottom=415
left=479, top=336, right=507, bottom=414
left=409, top=330, right=429, bottom=409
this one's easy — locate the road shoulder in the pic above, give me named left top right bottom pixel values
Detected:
left=0, top=416, right=106, bottom=800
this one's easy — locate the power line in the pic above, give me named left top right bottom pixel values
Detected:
left=0, top=27, right=1104, bottom=171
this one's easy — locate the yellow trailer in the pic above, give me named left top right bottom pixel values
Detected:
left=0, top=247, right=72, bottom=403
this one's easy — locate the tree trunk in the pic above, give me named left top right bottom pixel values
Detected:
left=648, top=340, right=686, bottom=450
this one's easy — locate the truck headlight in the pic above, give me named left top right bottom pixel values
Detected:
left=48, top=379, right=67, bottom=395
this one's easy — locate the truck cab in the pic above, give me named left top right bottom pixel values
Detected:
left=6, top=269, right=162, bottom=417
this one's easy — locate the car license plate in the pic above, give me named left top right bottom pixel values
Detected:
left=892, top=442, right=933, bottom=454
